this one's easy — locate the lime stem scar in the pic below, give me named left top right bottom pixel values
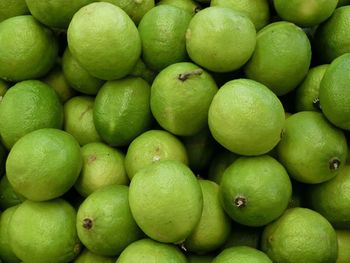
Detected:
left=234, top=195, right=247, bottom=208
left=329, top=157, right=341, bottom=170
left=178, top=69, right=203, bottom=81
left=82, top=218, right=93, bottom=230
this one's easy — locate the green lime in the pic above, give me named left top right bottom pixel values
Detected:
left=188, top=254, right=215, bottom=263
left=0, top=15, right=58, bottom=82
left=73, top=249, right=116, bottom=263
left=67, top=2, right=141, bottom=80
left=220, top=155, right=292, bottom=226
left=64, top=96, right=102, bottom=146
left=277, top=111, right=347, bottom=184
left=319, top=53, right=350, bottom=130
left=26, top=0, right=94, bottom=29
left=0, top=175, right=25, bottom=210
left=77, top=185, right=142, bottom=256
left=157, top=0, right=201, bottom=16
left=313, top=6, right=350, bottom=63
left=213, top=246, right=272, bottom=263
left=138, top=5, right=192, bottom=71
left=10, top=199, right=81, bottom=263
left=0, top=80, right=63, bottom=149
left=129, top=58, right=156, bottom=85
left=125, top=130, right=188, bottom=180
left=224, top=222, right=262, bottom=249
left=0, top=79, right=9, bottom=97
left=273, top=0, right=338, bottom=27
left=208, top=149, right=238, bottom=185
left=208, top=79, right=285, bottom=156
left=75, top=142, right=128, bottom=197
left=6, top=128, right=82, bottom=201
left=307, top=165, right=350, bottom=228
left=62, top=48, right=105, bottom=95
left=129, top=160, right=203, bottom=244
left=211, top=0, right=270, bottom=30
left=186, top=6, right=256, bottom=72
left=93, top=77, right=152, bottom=146
left=336, top=230, right=350, bottom=263
left=0, top=205, right=21, bottom=263
left=0, top=0, right=29, bottom=22
left=261, top=208, right=338, bottom=263
left=184, top=179, right=231, bottom=254
left=117, top=239, right=187, bottom=263
left=151, top=62, right=218, bottom=136
left=295, top=64, right=329, bottom=112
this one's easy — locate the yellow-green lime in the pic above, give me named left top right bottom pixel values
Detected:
left=64, top=96, right=102, bottom=146
left=184, top=179, right=231, bottom=254
left=188, top=254, right=215, bottom=263
left=186, top=6, right=256, bottom=72
left=244, top=21, right=311, bottom=96
left=73, top=249, right=116, bottom=263
left=9, top=199, right=81, bottom=263
left=117, top=239, right=187, bottom=263
left=277, top=111, right=347, bottom=184
left=336, top=230, right=350, bottom=263
left=0, top=15, right=58, bottom=82
left=6, top=128, right=82, bottom=201
left=0, top=80, right=63, bottom=149
left=157, top=0, right=201, bottom=16
left=125, top=130, right=188, bottom=180
left=295, top=64, right=329, bottom=112
left=307, top=165, right=350, bottom=228
left=67, top=2, right=141, bottom=80
left=0, top=0, right=29, bottom=22
left=220, top=155, right=292, bottom=226
left=129, top=58, right=156, bottom=85
left=129, top=160, right=203, bottom=244
left=261, top=207, right=338, bottom=263
left=313, top=6, right=350, bottom=63
left=74, top=142, right=128, bottom=197
left=208, top=149, right=238, bottom=185
left=208, top=79, right=285, bottom=156
left=211, top=0, right=270, bottom=30
left=76, top=185, right=142, bottom=256
left=0, top=79, right=9, bottom=97
left=62, top=48, right=105, bottom=95
left=213, top=246, right=272, bottom=263
left=319, top=53, right=350, bottom=130
left=25, top=0, right=95, bottom=29
left=0, top=205, right=20, bottom=263
left=151, top=62, right=218, bottom=136
left=0, top=175, right=25, bottom=210
left=138, top=5, right=192, bottom=71
left=224, top=222, right=262, bottom=249
left=273, top=0, right=338, bottom=27
left=93, top=77, right=152, bottom=146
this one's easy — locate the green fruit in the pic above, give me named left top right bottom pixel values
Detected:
left=336, top=230, right=350, bottom=263
left=208, top=149, right=238, bottom=185
left=0, top=175, right=25, bottom=210
left=157, top=0, right=201, bottom=16
left=187, top=254, right=215, bottom=263
left=0, top=0, right=29, bottom=22
left=213, top=246, right=272, bottom=263
left=73, top=249, right=116, bottom=263
left=224, top=223, right=262, bottom=249
left=129, top=58, right=156, bottom=85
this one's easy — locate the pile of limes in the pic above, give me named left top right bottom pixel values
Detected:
left=0, top=0, right=350, bottom=262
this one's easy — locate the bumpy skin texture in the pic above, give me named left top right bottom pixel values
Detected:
left=117, top=239, right=187, bottom=263
left=213, top=246, right=272, bottom=263
left=261, top=208, right=338, bottom=263
left=277, top=111, right=347, bottom=184
left=0, top=15, right=58, bottom=82
left=129, top=160, right=203, bottom=244
left=157, top=0, right=200, bottom=16
left=9, top=199, right=81, bottom=263
left=73, top=249, right=116, bottom=263
left=0, top=0, right=29, bottom=22
left=67, top=2, right=141, bottom=80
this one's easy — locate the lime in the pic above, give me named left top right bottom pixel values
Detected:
left=188, top=254, right=215, bottom=263
left=186, top=6, right=256, bottom=72
left=62, top=48, right=104, bottom=96
left=313, top=6, right=350, bottom=63
left=261, top=207, right=338, bottom=263
left=77, top=185, right=142, bottom=256
left=125, top=130, right=188, bottom=180
left=0, top=80, right=63, bottom=149
left=273, top=0, right=338, bottom=27
left=117, top=239, right=187, bottom=263
left=129, top=58, right=156, bottom=85
left=93, top=77, right=152, bottom=146
left=25, top=0, right=94, bottom=29
left=64, top=96, right=102, bottom=146
left=208, top=149, right=238, bottom=185
left=295, top=64, right=328, bottom=112
left=0, top=206, right=20, bottom=263
left=151, top=62, right=218, bottom=136
left=6, top=128, right=82, bottom=201
left=0, top=175, right=25, bottom=210
left=208, top=79, right=285, bottom=156
left=67, top=2, right=141, bottom=80
left=277, top=111, right=347, bottom=184
left=319, top=53, right=350, bottom=130
left=244, top=21, right=311, bottom=96
left=307, top=165, right=350, bottom=228
left=73, top=249, right=116, bottom=263
left=129, top=160, right=203, bottom=244
left=0, top=0, right=29, bottom=22
left=138, top=5, right=192, bottom=71
left=213, top=246, right=272, bottom=263
left=157, top=0, right=201, bottom=16
left=211, top=0, right=270, bottom=30
left=220, top=155, right=292, bottom=226
left=224, top=222, right=262, bottom=249
left=0, top=15, right=58, bottom=82
left=75, top=142, right=128, bottom=197
left=184, top=179, right=231, bottom=254
left=336, top=230, right=350, bottom=263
